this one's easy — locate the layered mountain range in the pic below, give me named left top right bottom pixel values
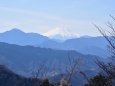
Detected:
left=0, top=28, right=109, bottom=58
left=0, top=28, right=109, bottom=85
left=0, top=42, right=104, bottom=77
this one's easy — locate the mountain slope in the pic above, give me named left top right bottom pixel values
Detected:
left=0, top=42, right=103, bottom=77
left=0, top=28, right=49, bottom=45
left=0, top=65, right=36, bottom=86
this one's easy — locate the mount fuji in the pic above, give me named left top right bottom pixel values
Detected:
left=42, top=27, right=78, bottom=41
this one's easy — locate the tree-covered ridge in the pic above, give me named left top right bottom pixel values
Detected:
left=0, top=64, right=38, bottom=86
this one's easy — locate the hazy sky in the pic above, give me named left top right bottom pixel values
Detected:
left=0, top=0, right=115, bottom=36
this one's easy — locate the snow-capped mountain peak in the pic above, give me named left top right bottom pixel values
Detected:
left=42, top=27, right=78, bottom=40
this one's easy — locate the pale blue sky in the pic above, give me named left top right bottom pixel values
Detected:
left=0, top=0, right=115, bottom=36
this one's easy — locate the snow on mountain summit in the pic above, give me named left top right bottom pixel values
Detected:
left=43, top=27, right=78, bottom=40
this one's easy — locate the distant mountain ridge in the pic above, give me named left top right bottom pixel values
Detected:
left=0, top=28, right=109, bottom=58
left=38, top=36, right=109, bottom=58
left=0, top=42, right=103, bottom=77
left=0, top=28, right=49, bottom=45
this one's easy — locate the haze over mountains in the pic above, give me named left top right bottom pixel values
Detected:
left=0, top=28, right=109, bottom=85
left=0, top=28, right=109, bottom=58
left=0, top=42, right=103, bottom=76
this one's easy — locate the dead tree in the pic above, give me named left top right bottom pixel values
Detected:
left=93, top=15, right=115, bottom=85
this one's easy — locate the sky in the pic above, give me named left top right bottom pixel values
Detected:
left=0, top=0, right=115, bottom=36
